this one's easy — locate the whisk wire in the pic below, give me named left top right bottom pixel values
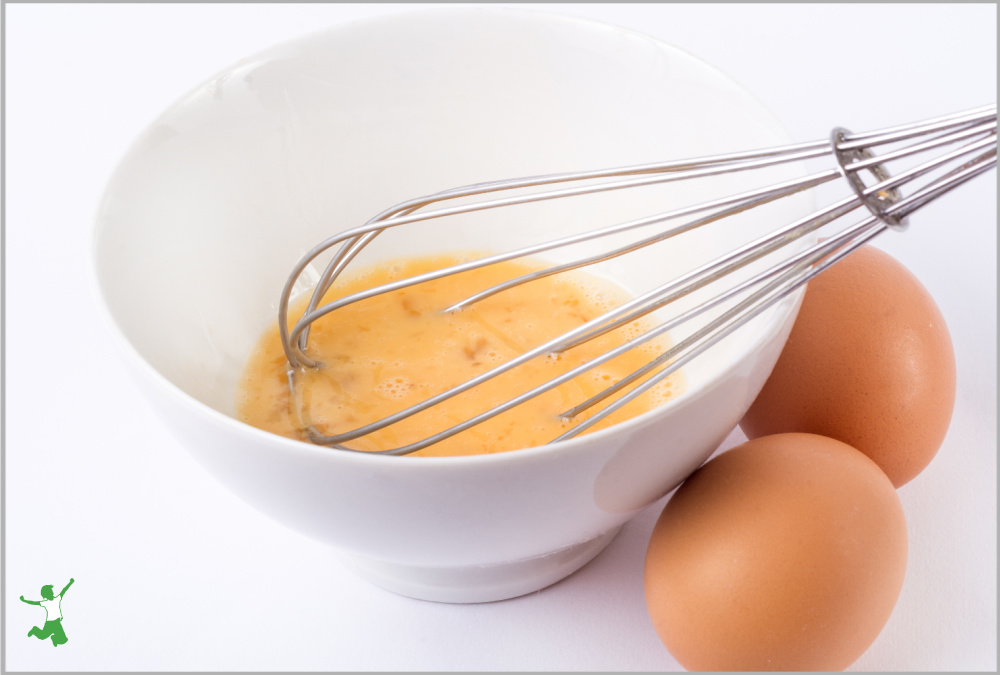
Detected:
left=280, top=104, right=996, bottom=455
left=292, top=188, right=864, bottom=452
left=283, top=106, right=996, bottom=364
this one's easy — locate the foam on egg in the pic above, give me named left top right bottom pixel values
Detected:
left=238, top=254, right=686, bottom=457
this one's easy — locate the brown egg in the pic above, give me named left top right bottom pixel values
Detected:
left=740, top=245, right=955, bottom=487
left=644, top=433, right=908, bottom=672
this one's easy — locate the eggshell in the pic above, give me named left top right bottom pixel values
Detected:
left=740, top=245, right=956, bottom=487
left=644, top=433, right=907, bottom=672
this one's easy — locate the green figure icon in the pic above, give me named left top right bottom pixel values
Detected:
left=21, top=578, right=74, bottom=647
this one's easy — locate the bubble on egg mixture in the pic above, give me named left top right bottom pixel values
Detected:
left=376, top=377, right=412, bottom=401
left=647, top=383, right=678, bottom=408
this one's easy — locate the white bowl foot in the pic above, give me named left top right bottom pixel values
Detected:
left=338, top=527, right=622, bottom=604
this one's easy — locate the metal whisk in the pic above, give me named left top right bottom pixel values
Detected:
left=279, top=104, right=997, bottom=455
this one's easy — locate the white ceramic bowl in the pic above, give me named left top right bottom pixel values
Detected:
left=92, top=8, right=814, bottom=603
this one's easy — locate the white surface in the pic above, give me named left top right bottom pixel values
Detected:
left=4, top=3, right=996, bottom=671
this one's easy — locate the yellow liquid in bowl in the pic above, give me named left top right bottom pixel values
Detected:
left=237, top=255, right=684, bottom=457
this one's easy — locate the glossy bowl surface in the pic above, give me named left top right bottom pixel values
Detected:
left=93, top=8, right=814, bottom=602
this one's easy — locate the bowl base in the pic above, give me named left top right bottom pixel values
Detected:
left=338, top=527, right=622, bottom=603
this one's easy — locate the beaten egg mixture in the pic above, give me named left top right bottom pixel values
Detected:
left=238, top=255, right=684, bottom=457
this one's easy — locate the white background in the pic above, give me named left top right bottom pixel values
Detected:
left=4, top=3, right=996, bottom=671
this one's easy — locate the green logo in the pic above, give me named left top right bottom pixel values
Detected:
left=20, top=578, right=74, bottom=647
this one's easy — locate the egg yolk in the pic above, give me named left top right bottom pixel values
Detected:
left=237, top=254, right=684, bottom=457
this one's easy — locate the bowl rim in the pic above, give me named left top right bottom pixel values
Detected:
left=90, top=5, right=810, bottom=469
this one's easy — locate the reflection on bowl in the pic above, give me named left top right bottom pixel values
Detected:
left=92, top=7, right=813, bottom=603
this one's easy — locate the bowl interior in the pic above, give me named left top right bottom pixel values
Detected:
left=94, top=8, right=814, bottom=427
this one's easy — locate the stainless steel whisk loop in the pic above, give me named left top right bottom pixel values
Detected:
left=279, top=104, right=997, bottom=455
